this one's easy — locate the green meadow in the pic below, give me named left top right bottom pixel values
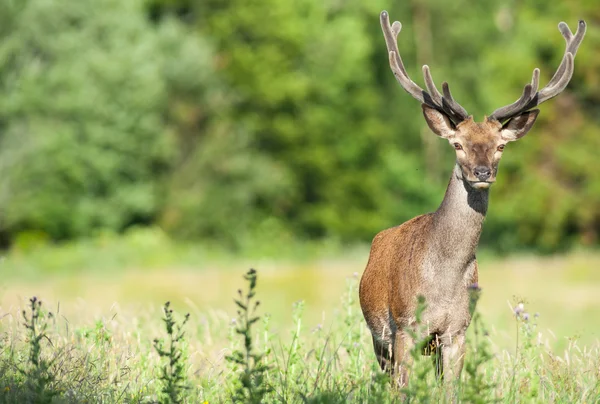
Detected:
left=1, top=233, right=599, bottom=402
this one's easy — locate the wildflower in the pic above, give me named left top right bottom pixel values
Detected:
left=514, top=302, right=524, bottom=316
left=522, top=312, right=530, bottom=321
left=468, top=282, right=481, bottom=291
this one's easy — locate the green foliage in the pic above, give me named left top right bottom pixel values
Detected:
left=76, top=319, right=113, bottom=347
left=460, top=286, right=497, bottom=403
left=151, top=0, right=435, bottom=244
left=0, top=0, right=223, bottom=244
left=400, top=295, right=440, bottom=402
left=0, top=0, right=174, bottom=240
left=153, top=301, right=191, bottom=404
left=226, top=269, right=272, bottom=403
left=0, top=0, right=599, bottom=251
left=145, top=0, right=600, bottom=252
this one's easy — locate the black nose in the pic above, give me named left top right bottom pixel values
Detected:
left=473, top=166, right=491, bottom=181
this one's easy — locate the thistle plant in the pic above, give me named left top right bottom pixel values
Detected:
left=226, top=268, right=272, bottom=404
left=153, top=301, right=191, bottom=404
left=19, top=296, right=59, bottom=403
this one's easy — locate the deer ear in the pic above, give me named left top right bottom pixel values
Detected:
left=422, top=105, right=456, bottom=138
left=501, top=109, right=539, bottom=141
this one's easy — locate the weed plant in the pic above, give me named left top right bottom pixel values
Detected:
left=226, top=268, right=272, bottom=403
left=153, top=301, right=191, bottom=404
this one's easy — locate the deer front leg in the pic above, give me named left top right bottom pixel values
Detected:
left=392, top=330, right=414, bottom=387
left=439, top=332, right=466, bottom=382
left=371, top=335, right=393, bottom=373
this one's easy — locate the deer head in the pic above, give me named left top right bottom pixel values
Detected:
left=380, top=11, right=586, bottom=190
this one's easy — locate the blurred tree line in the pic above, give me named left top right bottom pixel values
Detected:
left=0, top=0, right=598, bottom=252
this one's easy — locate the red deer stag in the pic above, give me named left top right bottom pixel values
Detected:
left=359, top=11, right=586, bottom=385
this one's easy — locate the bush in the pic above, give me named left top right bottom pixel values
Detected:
left=0, top=0, right=215, bottom=241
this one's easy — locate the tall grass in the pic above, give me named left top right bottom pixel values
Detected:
left=0, top=269, right=598, bottom=403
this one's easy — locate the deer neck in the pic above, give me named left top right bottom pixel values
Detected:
left=431, top=163, right=488, bottom=259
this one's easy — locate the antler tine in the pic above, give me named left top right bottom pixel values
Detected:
left=489, top=84, right=533, bottom=121
left=380, top=11, right=425, bottom=103
left=423, top=65, right=443, bottom=106
left=391, top=21, right=402, bottom=37
left=536, top=53, right=574, bottom=104
left=543, top=20, right=586, bottom=91
left=380, top=11, right=470, bottom=124
left=423, top=65, right=470, bottom=124
left=560, top=20, right=586, bottom=56
left=442, top=82, right=469, bottom=119
left=489, top=20, right=585, bottom=123
left=531, top=68, right=540, bottom=93
left=489, top=69, right=538, bottom=120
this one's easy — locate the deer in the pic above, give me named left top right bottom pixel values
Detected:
left=359, top=10, right=586, bottom=386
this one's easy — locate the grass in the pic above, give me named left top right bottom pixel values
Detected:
left=0, top=232, right=599, bottom=401
left=1, top=227, right=356, bottom=280
left=0, top=265, right=599, bottom=403
left=2, top=244, right=600, bottom=350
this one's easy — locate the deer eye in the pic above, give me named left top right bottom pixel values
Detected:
left=453, top=143, right=463, bottom=151
left=497, top=144, right=505, bottom=152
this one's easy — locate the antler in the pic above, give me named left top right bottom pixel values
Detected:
left=380, top=11, right=469, bottom=125
left=489, top=20, right=586, bottom=123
